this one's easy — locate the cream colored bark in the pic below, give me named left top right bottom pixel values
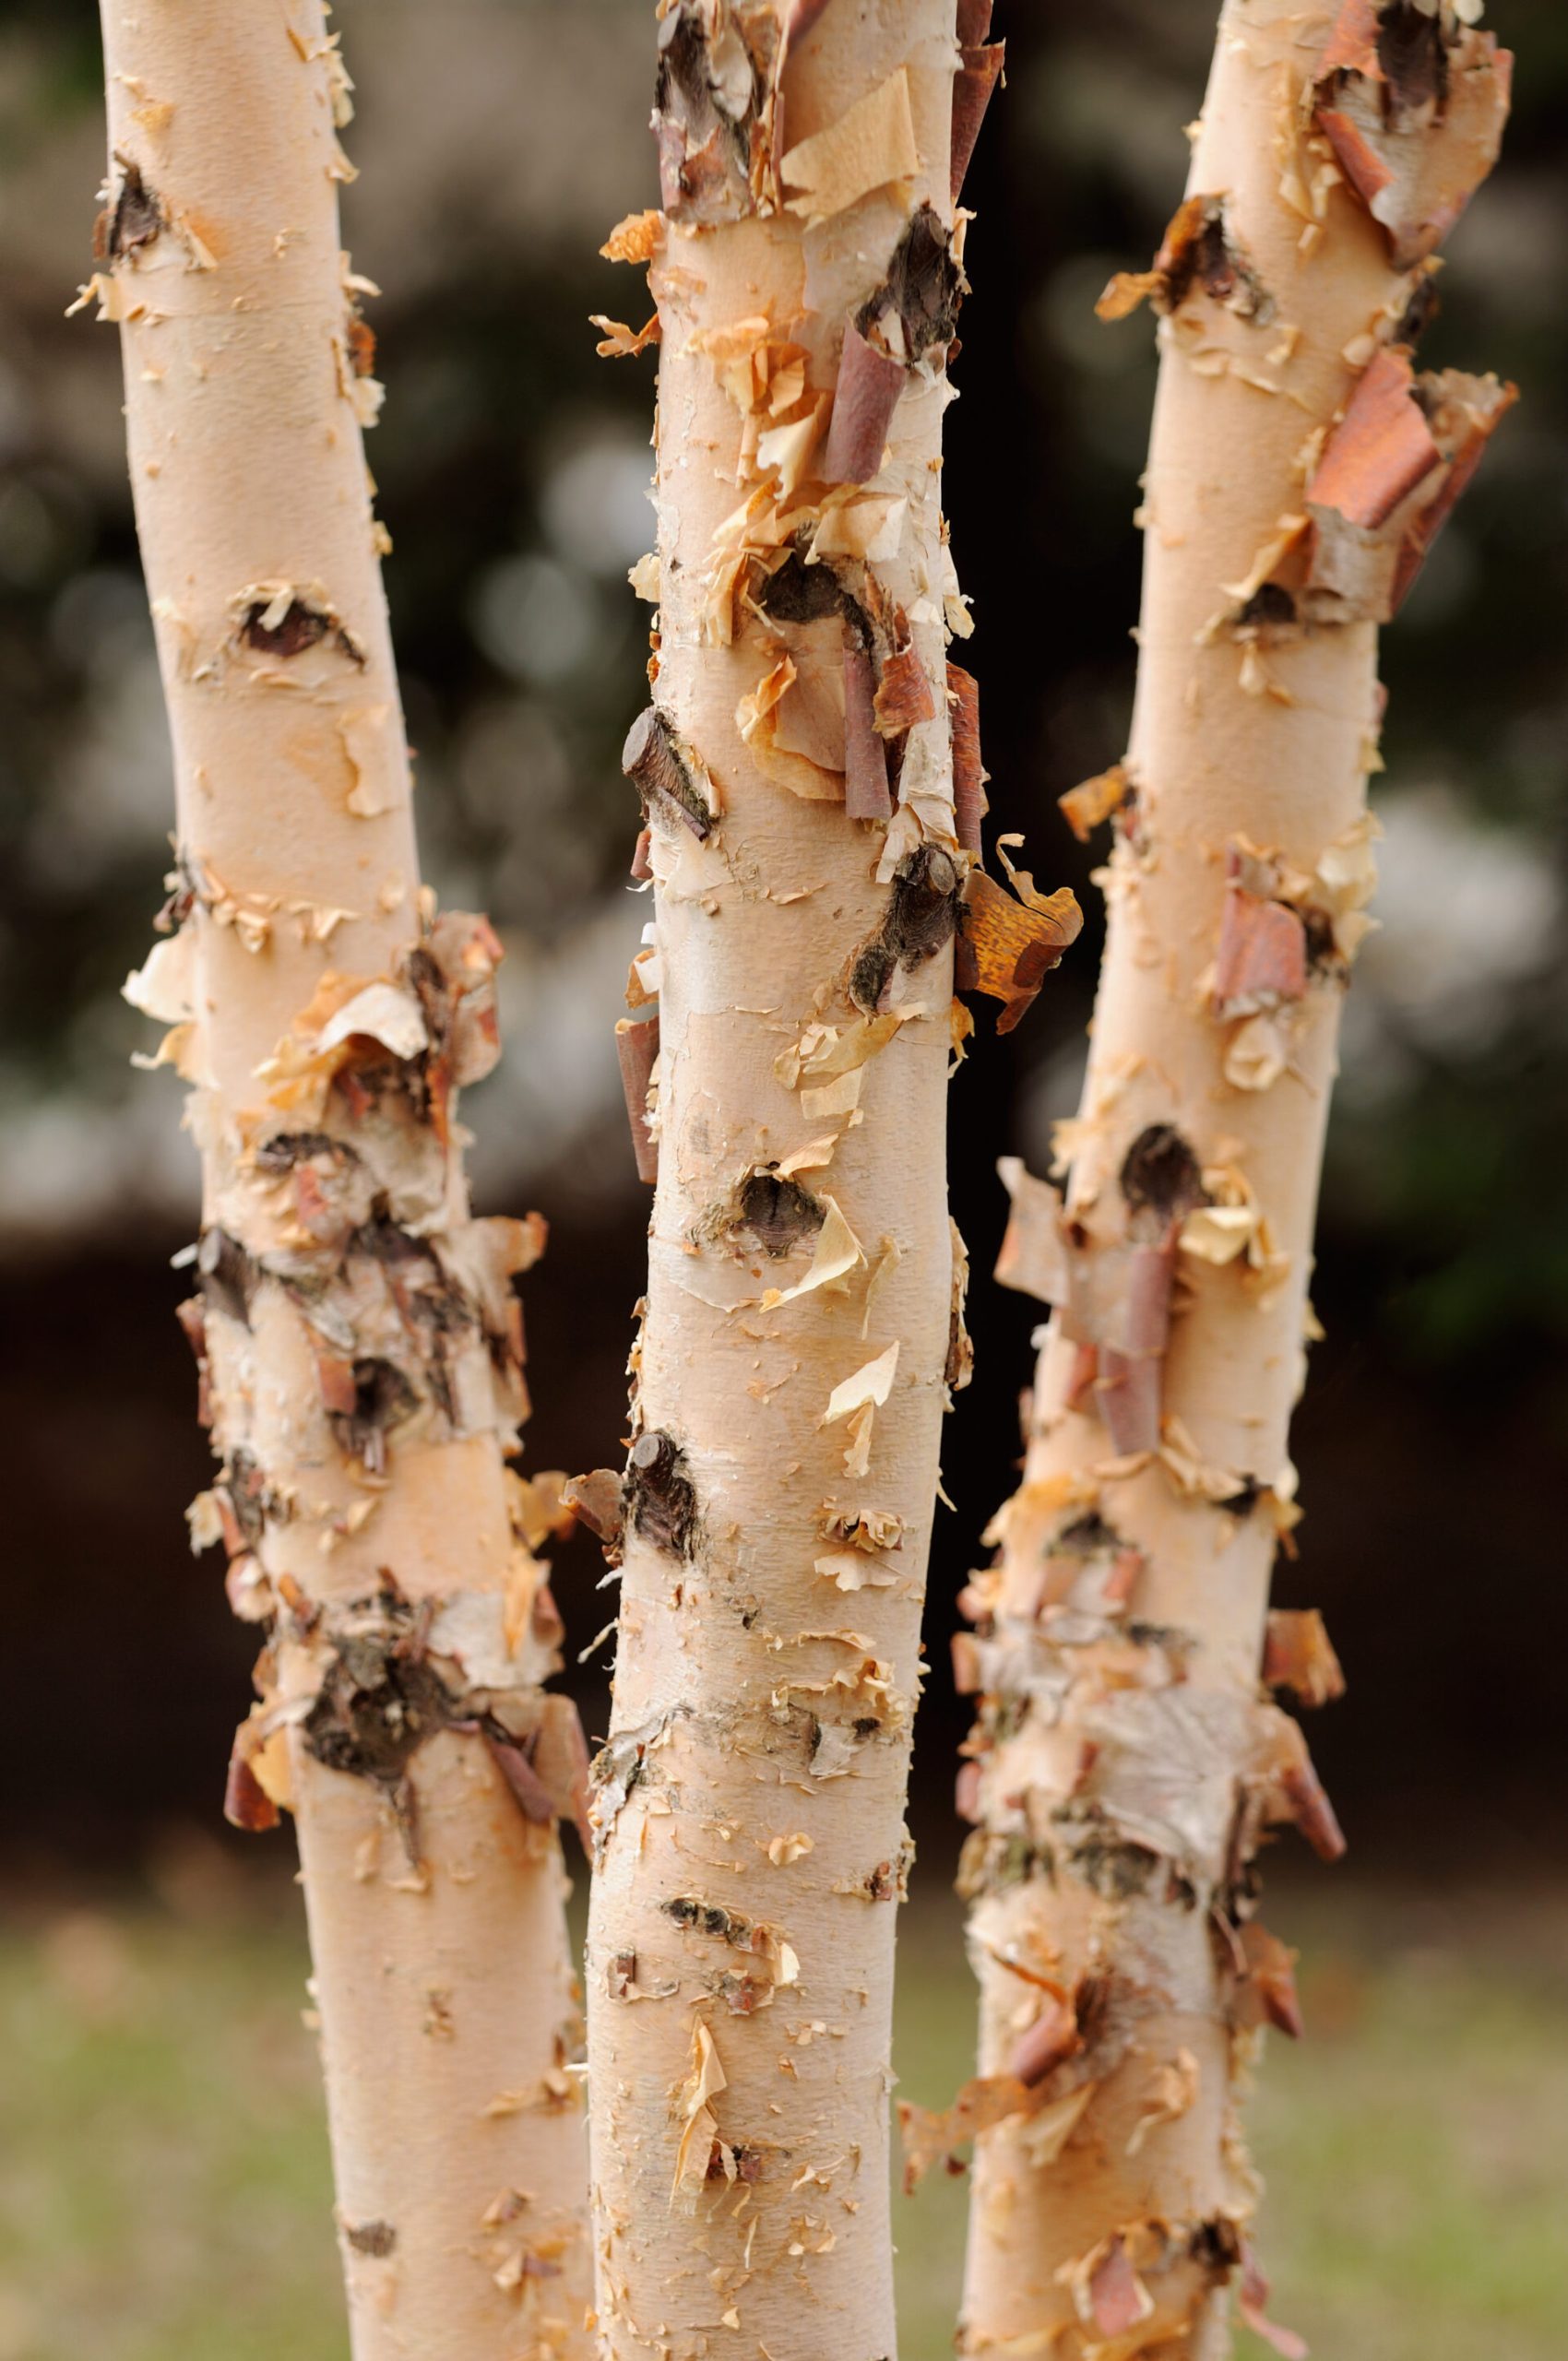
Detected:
left=579, top=5, right=1029, bottom=2355
left=939, top=6, right=1514, bottom=2355
left=91, top=6, right=591, bottom=2354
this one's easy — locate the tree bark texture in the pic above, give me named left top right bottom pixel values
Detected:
left=934, top=5, right=1514, bottom=2354
left=92, top=6, right=593, bottom=2354
left=579, top=4, right=1071, bottom=2355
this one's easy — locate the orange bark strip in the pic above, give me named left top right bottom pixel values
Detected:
left=615, top=1014, right=661, bottom=1185
left=948, top=661, right=987, bottom=853
left=951, top=42, right=1004, bottom=206
left=958, top=865, right=1083, bottom=1034
left=1307, top=347, right=1442, bottom=528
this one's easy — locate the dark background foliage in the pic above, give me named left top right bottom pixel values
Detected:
left=1, top=0, right=1564, bottom=1902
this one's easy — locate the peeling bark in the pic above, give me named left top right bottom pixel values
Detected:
left=948, top=6, right=1512, bottom=2355
left=92, top=8, right=590, bottom=2354
left=586, top=6, right=1071, bottom=2355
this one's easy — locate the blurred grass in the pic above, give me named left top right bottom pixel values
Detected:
left=1, top=1867, right=1565, bottom=2359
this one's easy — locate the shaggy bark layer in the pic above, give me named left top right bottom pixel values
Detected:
left=92, top=6, right=591, bottom=2354
left=932, top=6, right=1514, bottom=2355
left=581, top=5, right=1071, bottom=2355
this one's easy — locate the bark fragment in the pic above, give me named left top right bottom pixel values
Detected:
left=1303, top=349, right=1515, bottom=622
left=623, top=704, right=717, bottom=839
left=1313, top=0, right=1514, bottom=268
left=616, top=1012, right=661, bottom=1185
left=957, top=845, right=1083, bottom=1034
left=1098, top=195, right=1273, bottom=325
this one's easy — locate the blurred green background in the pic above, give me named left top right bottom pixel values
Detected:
left=0, top=1, right=1564, bottom=2354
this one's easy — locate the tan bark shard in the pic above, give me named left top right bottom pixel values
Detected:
left=585, top=5, right=1073, bottom=2354
left=951, top=6, right=1512, bottom=2355
left=93, top=6, right=590, bottom=2354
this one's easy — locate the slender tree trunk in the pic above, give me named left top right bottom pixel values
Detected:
left=932, top=6, right=1514, bottom=2354
left=91, top=6, right=592, bottom=2353
left=578, top=5, right=1068, bottom=2354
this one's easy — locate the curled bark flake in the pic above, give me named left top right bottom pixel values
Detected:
left=873, top=632, right=937, bottom=740
left=1059, top=762, right=1130, bottom=843
left=625, top=1429, right=698, bottom=1559
left=821, top=322, right=909, bottom=486
left=487, top=1696, right=593, bottom=1851
left=1098, top=195, right=1273, bottom=326
left=623, top=705, right=716, bottom=840
left=564, top=1467, right=626, bottom=1558
left=898, top=2053, right=1087, bottom=2195
left=946, top=1216, right=973, bottom=1394
left=1212, top=865, right=1310, bottom=1021
left=1255, top=1711, right=1348, bottom=1863
left=1084, top=2236, right=1155, bottom=2340
left=1026, top=1129, right=1205, bottom=1457
left=1006, top=1992, right=1081, bottom=2089
left=1303, top=350, right=1515, bottom=623
left=174, top=1296, right=211, bottom=1426
left=96, top=160, right=163, bottom=261
left=1231, top=1922, right=1304, bottom=2041
left=946, top=663, right=987, bottom=854
left=1313, top=2, right=1513, bottom=269
left=616, top=1013, right=660, bottom=1186
left=223, top=1740, right=280, bottom=1833
left=779, top=65, right=921, bottom=226
left=952, top=41, right=1004, bottom=207
left=1239, top=2247, right=1309, bottom=2361
left=994, top=1157, right=1072, bottom=1307
left=956, top=848, right=1082, bottom=1034
left=849, top=846, right=962, bottom=1014
left=1262, top=1608, right=1346, bottom=1708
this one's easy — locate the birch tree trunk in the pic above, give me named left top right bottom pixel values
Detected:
left=579, top=5, right=1067, bottom=2355
left=89, top=6, right=592, bottom=2353
left=930, top=6, right=1515, bottom=2354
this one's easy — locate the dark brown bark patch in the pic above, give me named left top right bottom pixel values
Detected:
left=622, top=705, right=715, bottom=840
left=96, top=161, right=163, bottom=261
left=345, top=2221, right=398, bottom=2259
left=856, top=205, right=964, bottom=363
left=197, top=1226, right=257, bottom=1327
left=328, top=1356, right=421, bottom=1473
left=757, top=549, right=849, bottom=626
left=1376, top=1, right=1449, bottom=118
left=238, top=596, right=365, bottom=666
left=849, top=846, right=961, bottom=1014
left=731, top=1168, right=825, bottom=1258
left=1118, top=1123, right=1204, bottom=1227
left=625, top=1429, right=698, bottom=1559
left=303, top=1583, right=457, bottom=1798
